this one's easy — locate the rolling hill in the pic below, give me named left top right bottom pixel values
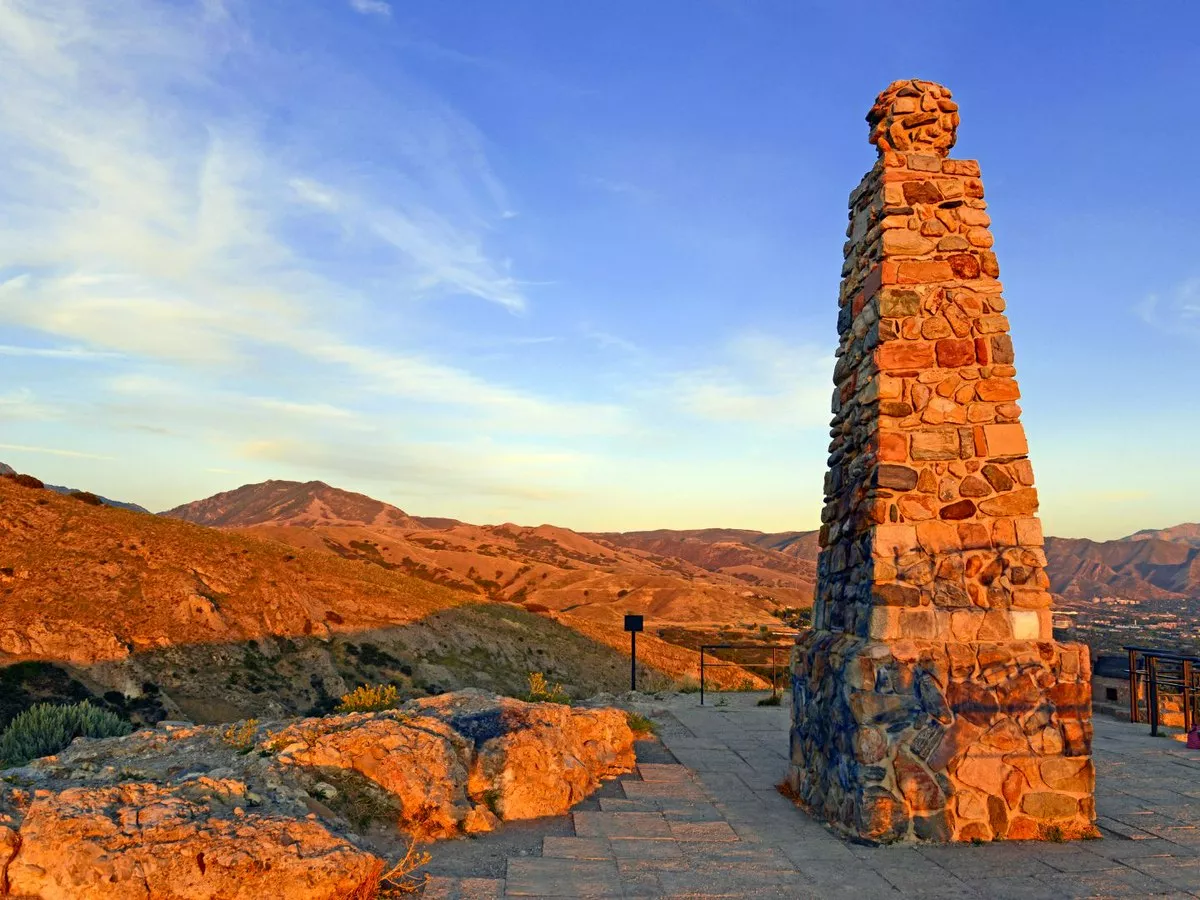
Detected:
left=0, top=476, right=760, bottom=727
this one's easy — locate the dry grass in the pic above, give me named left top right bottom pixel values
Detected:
left=526, top=672, right=568, bottom=704
left=376, top=839, right=432, bottom=896
left=336, top=684, right=399, bottom=713
left=220, top=718, right=259, bottom=753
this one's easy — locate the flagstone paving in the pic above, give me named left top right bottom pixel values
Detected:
left=423, top=694, right=1200, bottom=898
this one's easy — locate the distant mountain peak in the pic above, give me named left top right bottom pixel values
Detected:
left=1123, top=523, right=1200, bottom=548
left=161, top=479, right=424, bottom=529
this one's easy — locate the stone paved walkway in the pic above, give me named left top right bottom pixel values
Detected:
left=425, top=695, right=1200, bottom=898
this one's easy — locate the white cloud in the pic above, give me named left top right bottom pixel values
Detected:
left=0, top=389, right=56, bottom=421
left=348, top=0, right=391, bottom=17
left=1138, top=277, right=1200, bottom=338
left=0, top=344, right=122, bottom=360
left=660, top=332, right=833, bottom=427
left=0, top=0, right=610, bottom=441
left=0, top=442, right=112, bottom=460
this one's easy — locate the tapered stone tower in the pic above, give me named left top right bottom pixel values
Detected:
left=788, top=80, right=1095, bottom=843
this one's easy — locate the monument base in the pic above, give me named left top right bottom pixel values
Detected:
left=789, top=631, right=1096, bottom=843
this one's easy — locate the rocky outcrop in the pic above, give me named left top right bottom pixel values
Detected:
left=0, top=690, right=635, bottom=897
left=5, top=785, right=382, bottom=900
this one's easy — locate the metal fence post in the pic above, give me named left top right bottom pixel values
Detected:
left=1127, top=647, right=1139, bottom=724
left=1184, top=659, right=1194, bottom=734
left=1149, top=655, right=1160, bottom=737
left=700, top=647, right=705, bottom=707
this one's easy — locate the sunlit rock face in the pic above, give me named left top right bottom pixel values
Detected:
left=788, top=80, right=1096, bottom=844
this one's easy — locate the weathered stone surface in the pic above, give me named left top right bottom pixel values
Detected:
left=0, top=691, right=636, bottom=895
left=6, top=784, right=383, bottom=900
left=791, top=80, right=1094, bottom=845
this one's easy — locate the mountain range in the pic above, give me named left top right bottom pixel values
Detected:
left=1, top=464, right=1196, bottom=723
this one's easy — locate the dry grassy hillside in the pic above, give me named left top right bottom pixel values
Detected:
left=155, top=495, right=794, bottom=637
left=0, top=477, right=760, bottom=724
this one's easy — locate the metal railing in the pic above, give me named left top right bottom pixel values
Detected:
left=1125, top=645, right=1200, bottom=737
left=699, top=640, right=797, bottom=706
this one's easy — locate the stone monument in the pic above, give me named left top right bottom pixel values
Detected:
left=789, top=79, right=1096, bottom=843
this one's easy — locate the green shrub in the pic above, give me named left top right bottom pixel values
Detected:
left=626, top=712, right=658, bottom=736
left=756, top=694, right=782, bottom=706
left=0, top=701, right=131, bottom=767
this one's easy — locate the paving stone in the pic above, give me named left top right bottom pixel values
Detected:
left=668, top=820, right=740, bottom=842
left=621, top=780, right=708, bottom=802
left=608, top=839, right=683, bottom=859
left=423, top=875, right=506, bottom=899
left=676, top=842, right=794, bottom=868
left=967, top=876, right=1068, bottom=900
left=1043, top=868, right=1182, bottom=897
left=504, top=858, right=622, bottom=897
left=637, top=764, right=694, bottom=783
left=541, top=837, right=613, bottom=860
left=573, top=811, right=673, bottom=840
left=653, top=864, right=817, bottom=899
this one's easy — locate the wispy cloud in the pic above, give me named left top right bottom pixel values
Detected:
left=0, top=344, right=123, bottom=360
left=0, top=389, right=56, bottom=421
left=0, top=442, right=112, bottom=460
left=658, top=333, right=833, bottom=427
left=0, top=0, right=608, bottom=449
left=348, top=0, right=390, bottom=17
left=1137, top=277, right=1200, bottom=339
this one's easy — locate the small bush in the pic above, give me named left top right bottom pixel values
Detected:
left=0, top=701, right=132, bottom=766
left=526, top=672, right=568, bottom=704
left=68, top=490, right=103, bottom=506
left=756, top=694, right=782, bottom=707
left=336, top=684, right=398, bottom=713
left=221, top=718, right=260, bottom=753
left=674, top=677, right=701, bottom=694
left=7, top=473, right=44, bottom=489
left=626, top=712, right=658, bottom=737
left=378, top=838, right=432, bottom=896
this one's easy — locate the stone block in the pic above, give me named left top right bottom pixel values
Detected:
left=982, top=423, right=1028, bottom=456
left=910, top=430, right=960, bottom=460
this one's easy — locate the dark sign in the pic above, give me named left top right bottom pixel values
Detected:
left=624, top=614, right=644, bottom=633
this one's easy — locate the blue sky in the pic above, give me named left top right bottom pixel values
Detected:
left=1, top=0, right=1197, bottom=539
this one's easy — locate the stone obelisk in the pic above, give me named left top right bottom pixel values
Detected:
left=789, top=80, right=1095, bottom=843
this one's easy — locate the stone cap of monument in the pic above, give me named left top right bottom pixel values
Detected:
left=867, top=79, right=960, bottom=157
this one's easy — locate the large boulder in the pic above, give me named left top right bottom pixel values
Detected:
left=4, top=783, right=381, bottom=900
left=0, top=690, right=636, bottom=896
left=268, top=689, right=636, bottom=836
left=410, top=690, right=636, bottom=820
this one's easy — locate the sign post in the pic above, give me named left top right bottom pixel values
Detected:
left=624, top=614, right=643, bottom=692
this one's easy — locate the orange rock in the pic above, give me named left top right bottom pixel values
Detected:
left=911, top=430, right=960, bottom=460
left=1005, top=816, right=1040, bottom=840
left=982, top=423, right=1028, bottom=456
left=935, top=338, right=975, bottom=367
left=1020, top=792, right=1079, bottom=820
left=1015, top=517, right=1043, bottom=546
left=978, top=489, right=1038, bottom=516
left=975, top=378, right=1020, bottom=401
left=6, top=786, right=384, bottom=900
left=877, top=341, right=935, bottom=369
left=939, top=499, right=976, bottom=520
left=878, top=431, right=909, bottom=462
left=916, top=520, right=961, bottom=553
left=896, top=260, right=954, bottom=284
left=883, top=229, right=936, bottom=255
left=1039, top=758, right=1093, bottom=793
left=955, top=746, right=1009, bottom=795
left=899, top=495, right=938, bottom=521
